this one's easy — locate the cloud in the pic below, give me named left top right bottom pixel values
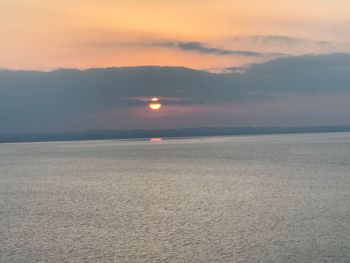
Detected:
left=158, top=41, right=268, bottom=57
left=223, top=66, right=246, bottom=73
left=233, top=35, right=306, bottom=45
left=90, top=40, right=285, bottom=57
left=0, top=53, right=350, bottom=133
left=230, top=35, right=331, bottom=47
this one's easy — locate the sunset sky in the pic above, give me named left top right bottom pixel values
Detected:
left=1, top=0, right=350, bottom=70
left=1, top=1, right=350, bottom=134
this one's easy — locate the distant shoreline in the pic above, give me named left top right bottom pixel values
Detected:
left=1, top=126, right=350, bottom=144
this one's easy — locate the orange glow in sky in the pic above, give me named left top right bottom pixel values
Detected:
left=1, top=0, right=349, bottom=70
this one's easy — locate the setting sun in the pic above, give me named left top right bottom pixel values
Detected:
left=149, top=97, right=162, bottom=110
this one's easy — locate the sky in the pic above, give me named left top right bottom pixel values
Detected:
left=1, top=0, right=350, bottom=70
left=1, top=0, right=350, bottom=133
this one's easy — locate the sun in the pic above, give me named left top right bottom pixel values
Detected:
left=149, top=97, right=162, bottom=110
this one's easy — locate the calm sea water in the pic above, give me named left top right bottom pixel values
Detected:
left=1, top=133, right=350, bottom=262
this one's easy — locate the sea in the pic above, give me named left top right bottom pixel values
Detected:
left=1, top=132, right=350, bottom=262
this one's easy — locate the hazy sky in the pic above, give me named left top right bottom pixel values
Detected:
left=1, top=0, right=350, bottom=70
left=1, top=1, right=350, bottom=133
left=1, top=54, right=350, bottom=134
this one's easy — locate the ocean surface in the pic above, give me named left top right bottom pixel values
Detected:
left=1, top=132, right=350, bottom=262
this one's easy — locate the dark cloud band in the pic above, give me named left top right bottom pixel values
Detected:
left=0, top=53, right=349, bottom=133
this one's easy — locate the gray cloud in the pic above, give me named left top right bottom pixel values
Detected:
left=92, top=40, right=285, bottom=57
left=223, top=66, right=246, bottom=73
left=231, top=35, right=331, bottom=46
left=0, top=53, right=350, bottom=133
left=158, top=41, right=267, bottom=57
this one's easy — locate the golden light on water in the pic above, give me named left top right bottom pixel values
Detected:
left=150, top=138, right=162, bottom=142
left=149, top=97, right=162, bottom=110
